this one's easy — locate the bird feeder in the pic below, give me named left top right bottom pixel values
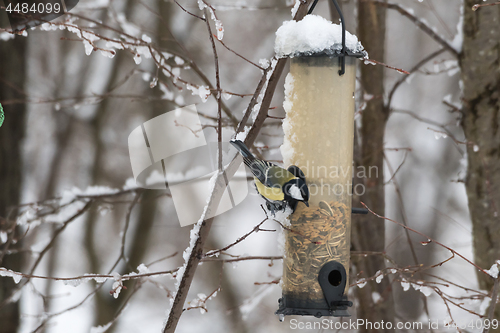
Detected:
left=275, top=0, right=366, bottom=318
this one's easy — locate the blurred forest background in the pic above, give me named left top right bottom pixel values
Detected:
left=0, top=0, right=499, bottom=332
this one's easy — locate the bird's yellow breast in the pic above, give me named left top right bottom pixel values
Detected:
left=254, top=177, right=284, bottom=201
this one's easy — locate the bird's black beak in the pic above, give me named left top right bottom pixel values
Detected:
left=304, top=201, right=309, bottom=207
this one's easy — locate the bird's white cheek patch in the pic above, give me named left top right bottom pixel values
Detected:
left=289, top=184, right=304, bottom=200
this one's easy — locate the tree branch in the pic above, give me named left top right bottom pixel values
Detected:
left=483, top=275, right=500, bottom=333
left=366, top=0, right=459, bottom=57
left=162, top=2, right=314, bottom=332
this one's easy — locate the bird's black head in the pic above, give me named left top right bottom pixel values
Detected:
left=283, top=178, right=310, bottom=211
left=287, top=165, right=306, bottom=182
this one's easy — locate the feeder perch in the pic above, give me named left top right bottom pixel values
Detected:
left=275, top=0, right=367, bottom=319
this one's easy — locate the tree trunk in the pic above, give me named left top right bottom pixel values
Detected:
left=460, top=0, right=500, bottom=324
left=352, top=1, right=395, bottom=330
left=0, top=35, right=27, bottom=333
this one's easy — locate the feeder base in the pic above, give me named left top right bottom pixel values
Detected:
left=276, top=296, right=352, bottom=318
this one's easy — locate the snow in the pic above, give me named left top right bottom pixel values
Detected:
left=280, top=73, right=296, bottom=165
left=479, top=296, right=491, bottom=315
left=174, top=56, right=184, bottom=66
left=239, top=285, right=274, bottom=320
left=100, top=50, right=115, bottom=59
left=275, top=15, right=366, bottom=58
left=0, top=267, right=22, bottom=284
left=159, top=83, right=174, bottom=101
left=83, top=40, right=93, bottom=56
left=198, top=0, right=224, bottom=40
left=112, top=281, right=123, bottom=298
left=419, top=286, right=433, bottom=297
left=274, top=206, right=293, bottom=226
left=258, top=58, right=270, bottom=68
left=90, top=322, right=112, bottom=333
left=188, top=293, right=208, bottom=314
left=63, top=278, right=84, bottom=287
left=411, top=283, right=433, bottom=296
left=485, top=261, right=500, bottom=278
left=251, top=58, right=277, bottom=122
left=401, top=279, right=410, bottom=291
left=0, top=231, right=7, bottom=244
left=60, top=186, right=119, bottom=205
left=235, top=126, right=250, bottom=141
left=133, top=54, right=142, bottom=65
left=357, top=279, right=367, bottom=288
left=145, top=169, right=166, bottom=186
left=136, top=46, right=152, bottom=59
left=186, top=84, right=211, bottom=103
left=123, top=177, right=138, bottom=190
left=137, top=263, right=150, bottom=274
left=0, top=32, right=15, bottom=41
left=16, top=208, right=36, bottom=226
left=174, top=172, right=219, bottom=290
left=83, top=274, right=108, bottom=283
left=434, top=132, right=448, bottom=140
left=175, top=95, right=184, bottom=105
left=198, top=86, right=211, bottom=102
left=187, top=292, right=217, bottom=314
left=375, top=270, right=384, bottom=283
left=105, top=41, right=124, bottom=50
left=372, top=291, right=381, bottom=303
left=290, top=0, right=300, bottom=17
left=450, top=0, right=464, bottom=53
left=215, top=20, right=224, bottom=40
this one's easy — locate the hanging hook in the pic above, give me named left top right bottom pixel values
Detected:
left=307, top=0, right=346, bottom=76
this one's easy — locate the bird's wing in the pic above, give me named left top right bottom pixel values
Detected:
left=247, top=159, right=275, bottom=185
left=265, top=165, right=295, bottom=188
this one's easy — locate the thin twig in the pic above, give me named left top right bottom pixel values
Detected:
left=0, top=201, right=92, bottom=310
left=204, top=217, right=268, bottom=257
left=216, top=38, right=266, bottom=70
left=473, top=1, right=500, bottom=11
left=364, top=58, right=410, bottom=74
left=173, top=0, right=206, bottom=20
left=392, top=108, right=465, bottom=155
left=202, top=256, right=282, bottom=263
left=387, top=48, right=447, bottom=107
left=205, top=9, right=223, bottom=171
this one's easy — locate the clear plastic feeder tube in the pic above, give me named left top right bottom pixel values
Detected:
left=279, top=55, right=356, bottom=314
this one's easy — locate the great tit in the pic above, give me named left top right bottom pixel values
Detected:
left=230, top=140, right=309, bottom=215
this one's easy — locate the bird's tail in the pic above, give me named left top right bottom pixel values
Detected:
left=230, top=140, right=255, bottom=161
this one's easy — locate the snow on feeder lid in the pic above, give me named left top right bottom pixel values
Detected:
left=275, top=14, right=367, bottom=59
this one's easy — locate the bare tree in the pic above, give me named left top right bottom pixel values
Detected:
left=351, top=1, right=395, bottom=330
left=0, top=29, right=27, bottom=333
left=461, top=0, right=500, bottom=326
